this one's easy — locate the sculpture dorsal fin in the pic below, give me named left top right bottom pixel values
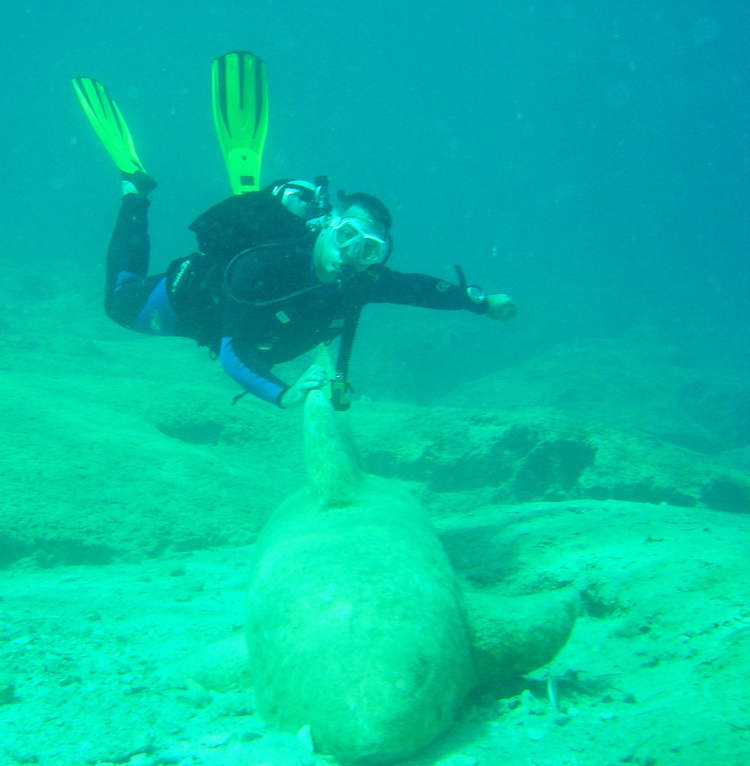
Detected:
left=304, top=387, right=362, bottom=506
left=302, top=345, right=362, bottom=505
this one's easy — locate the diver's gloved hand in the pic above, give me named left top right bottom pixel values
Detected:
left=485, top=294, right=517, bottom=321
left=280, top=364, right=328, bottom=408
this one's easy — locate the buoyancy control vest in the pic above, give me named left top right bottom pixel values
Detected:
left=167, top=179, right=357, bottom=409
left=166, top=186, right=310, bottom=346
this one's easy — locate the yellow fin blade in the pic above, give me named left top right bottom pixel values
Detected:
left=212, top=51, right=269, bottom=195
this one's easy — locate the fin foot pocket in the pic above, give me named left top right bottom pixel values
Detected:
left=121, top=170, right=158, bottom=198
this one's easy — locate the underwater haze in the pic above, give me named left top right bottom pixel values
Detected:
left=2, top=2, right=750, bottom=766
left=3, top=0, right=748, bottom=385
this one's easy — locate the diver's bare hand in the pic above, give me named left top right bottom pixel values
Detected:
left=280, top=364, right=328, bottom=408
left=485, top=293, right=517, bottom=321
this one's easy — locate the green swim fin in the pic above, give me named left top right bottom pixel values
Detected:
left=212, top=51, right=269, bottom=195
left=72, top=76, right=147, bottom=175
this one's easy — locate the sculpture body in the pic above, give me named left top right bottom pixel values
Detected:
left=245, top=391, right=475, bottom=764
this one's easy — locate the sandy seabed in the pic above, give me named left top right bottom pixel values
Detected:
left=2, top=501, right=749, bottom=766
left=1, top=267, right=749, bottom=765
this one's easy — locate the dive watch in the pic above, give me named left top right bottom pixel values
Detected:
left=466, top=284, right=487, bottom=306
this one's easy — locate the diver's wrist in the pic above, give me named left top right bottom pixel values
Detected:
left=277, top=387, right=291, bottom=408
left=465, top=284, right=487, bottom=313
left=466, top=284, right=486, bottom=305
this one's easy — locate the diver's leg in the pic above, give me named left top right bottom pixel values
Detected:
left=105, top=194, right=151, bottom=324
left=104, top=193, right=177, bottom=335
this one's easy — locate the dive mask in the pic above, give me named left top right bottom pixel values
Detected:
left=330, top=215, right=390, bottom=267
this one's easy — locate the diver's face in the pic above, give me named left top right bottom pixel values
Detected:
left=313, top=225, right=347, bottom=284
left=313, top=206, right=388, bottom=284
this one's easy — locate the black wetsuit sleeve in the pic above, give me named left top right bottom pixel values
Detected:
left=362, top=268, right=487, bottom=313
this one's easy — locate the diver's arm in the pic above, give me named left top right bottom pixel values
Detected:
left=364, top=268, right=480, bottom=310
left=219, top=338, right=288, bottom=406
left=219, top=338, right=327, bottom=408
left=365, top=268, right=516, bottom=320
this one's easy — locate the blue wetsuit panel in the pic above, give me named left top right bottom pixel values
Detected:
left=126, top=276, right=178, bottom=336
left=220, top=337, right=285, bottom=405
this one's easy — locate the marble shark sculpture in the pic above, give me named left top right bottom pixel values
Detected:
left=244, top=388, right=475, bottom=763
left=186, top=388, right=577, bottom=764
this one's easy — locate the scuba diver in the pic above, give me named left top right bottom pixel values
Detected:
left=73, top=52, right=516, bottom=410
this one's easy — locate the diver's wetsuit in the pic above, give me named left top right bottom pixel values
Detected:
left=106, top=195, right=487, bottom=406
